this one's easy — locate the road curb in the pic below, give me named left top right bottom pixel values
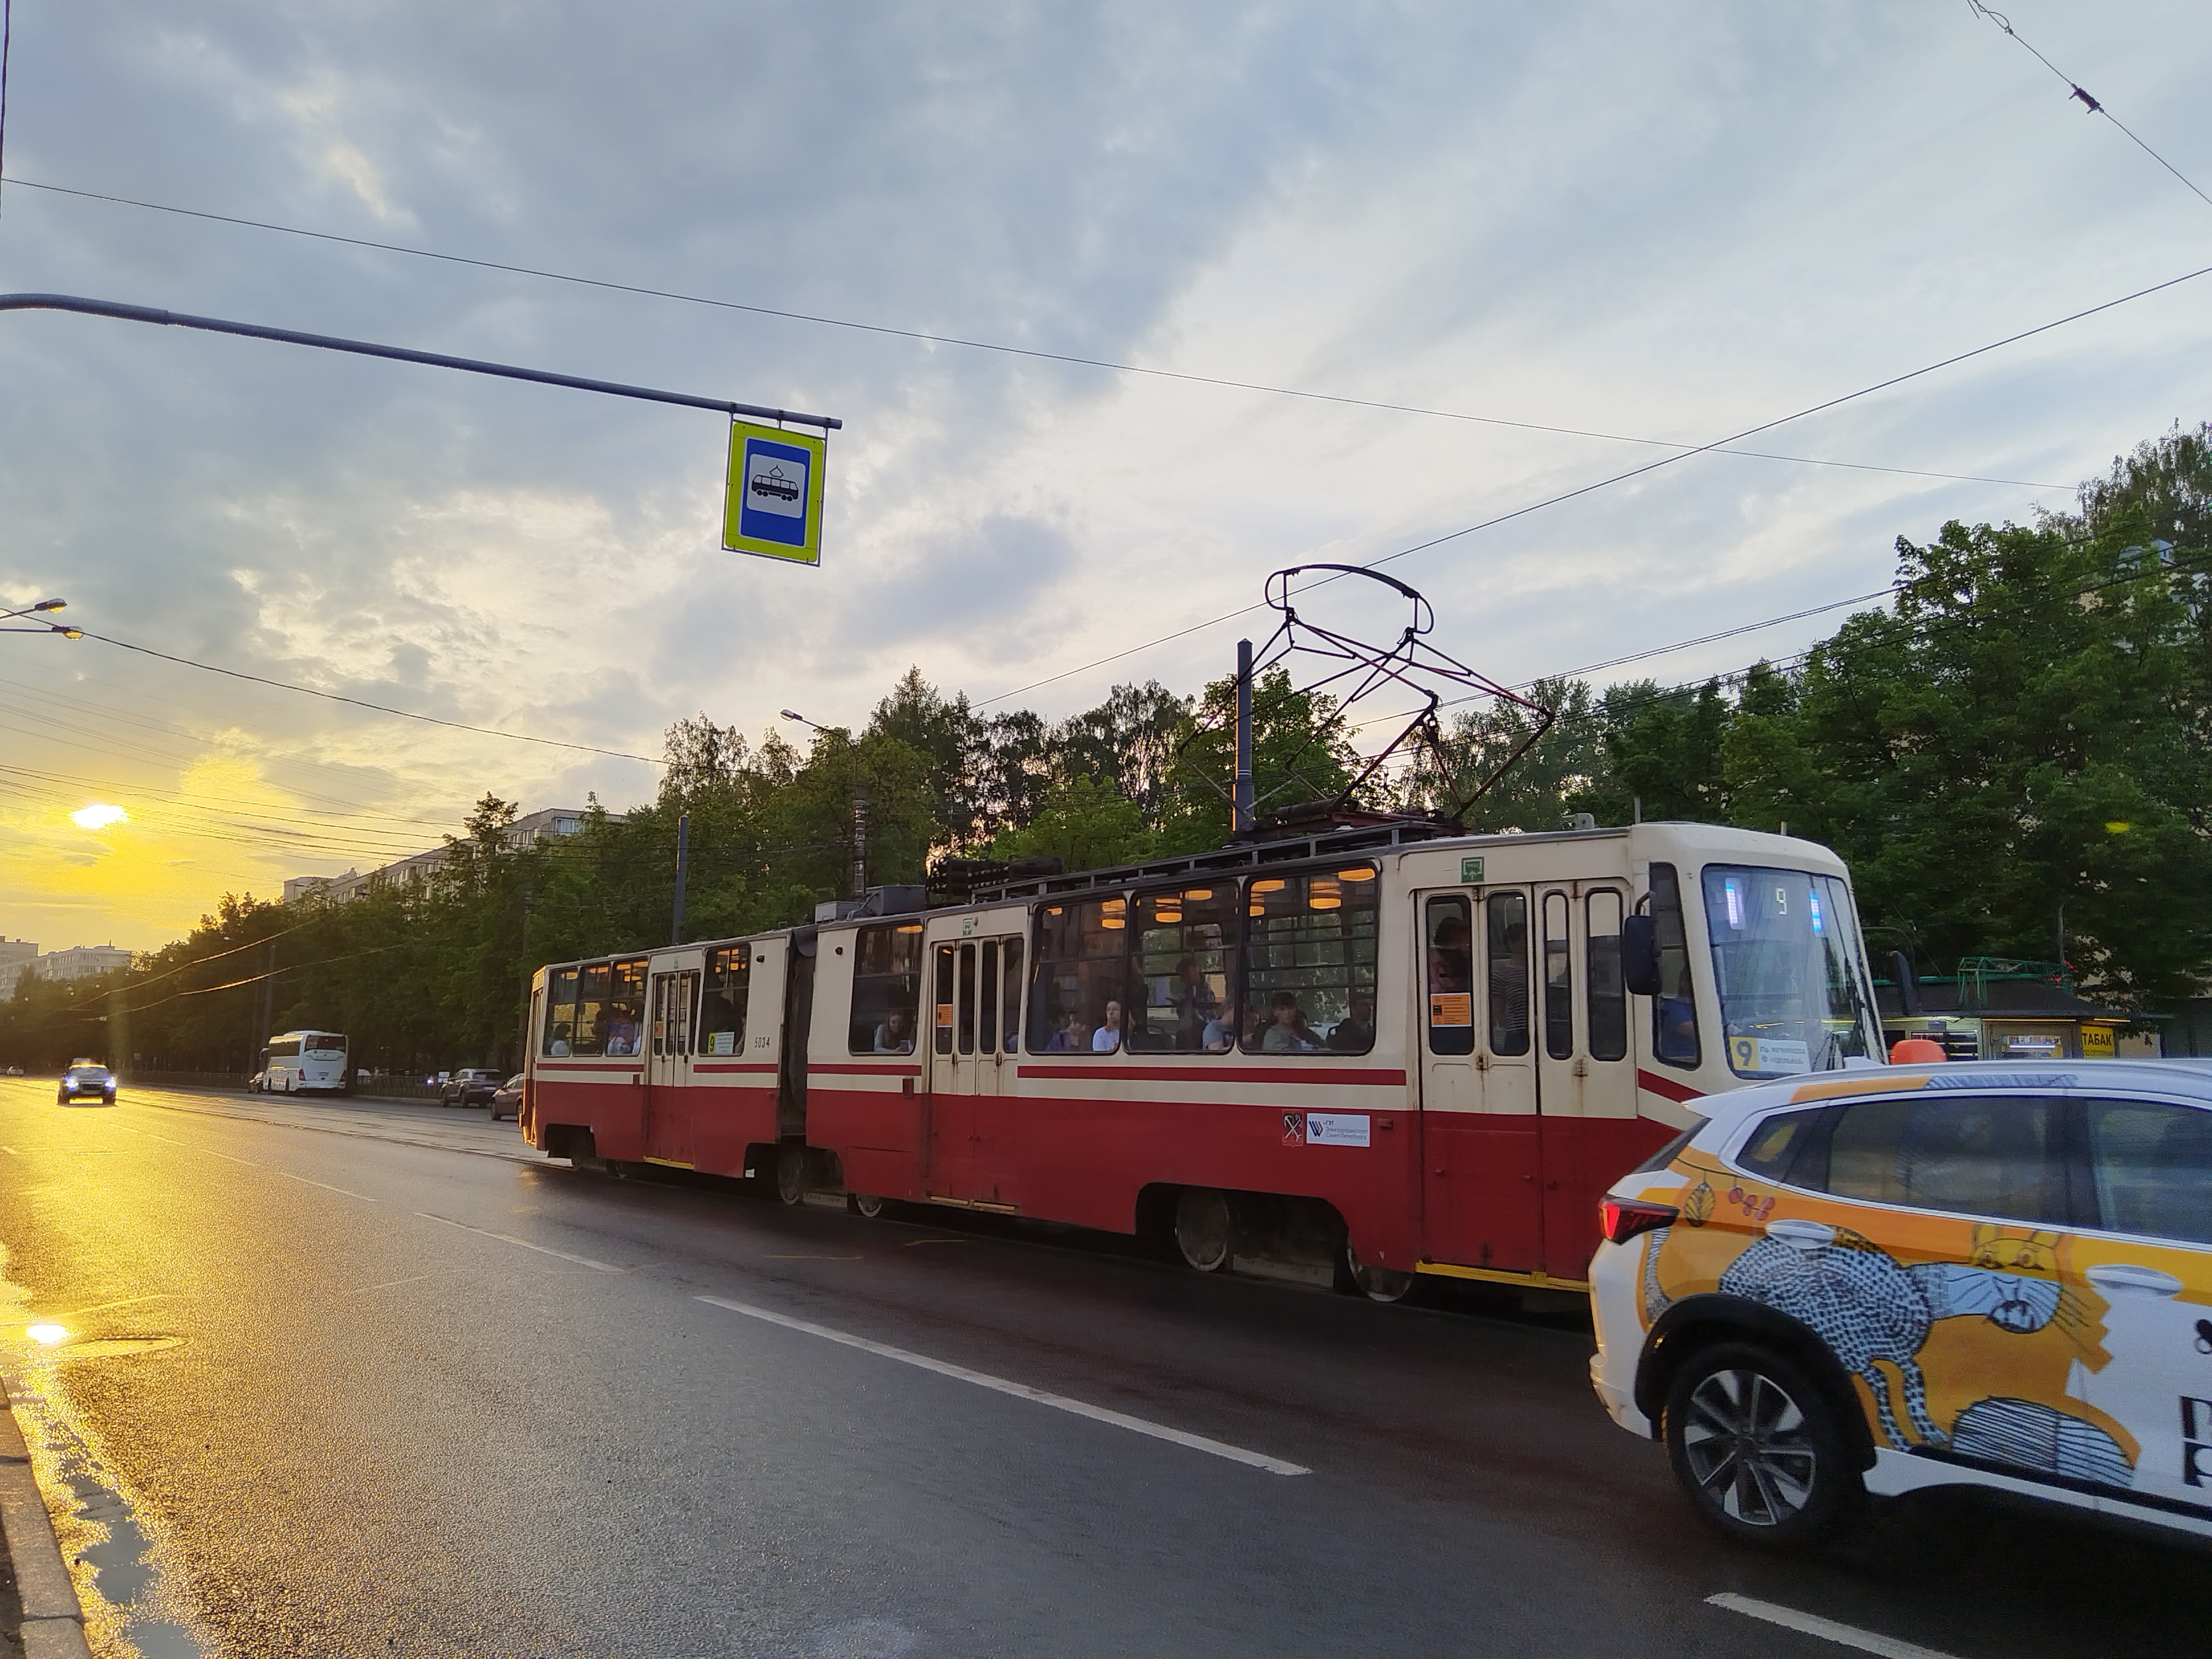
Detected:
left=0, top=1386, right=91, bottom=1659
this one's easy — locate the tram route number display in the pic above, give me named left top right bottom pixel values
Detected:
left=1283, top=1112, right=1372, bottom=1149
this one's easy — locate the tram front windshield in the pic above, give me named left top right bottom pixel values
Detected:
left=1702, top=865, right=1881, bottom=1078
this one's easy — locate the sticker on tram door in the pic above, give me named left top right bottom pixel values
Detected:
left=1282, top=1113, right=1306, bottom=1146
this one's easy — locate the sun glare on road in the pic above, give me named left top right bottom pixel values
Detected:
left=70, top=802, right=128, bottom=830
left=25, top=1324, right=68, bottom=1346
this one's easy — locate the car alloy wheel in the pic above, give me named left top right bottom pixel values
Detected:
left=1664, top=1342, right=1856, bottom=1547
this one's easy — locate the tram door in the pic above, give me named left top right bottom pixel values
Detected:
left=1533, top=884, right=1640, bottom=1274
left=1420, top=888, right=1543, bottom=1273
left=927, top=932, right=1025, bottom=1202
left=645, top=957, right=702, bottom=1166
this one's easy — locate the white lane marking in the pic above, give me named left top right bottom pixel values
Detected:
left=113, top=1124, right=379, bottom=1200
left=353, top=1269, right=473, bottom=1295
left=415, top=1212, right=624, bottom=1272
left=1708, top=1593, right=1964, bottom=1659
left=697, top=1295, right=1310, bottom=1477
left=0, top=1146, right=15, bottom=1155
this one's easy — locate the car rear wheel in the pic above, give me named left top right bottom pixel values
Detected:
left=1664, top=1342, right=1858, bottom=1549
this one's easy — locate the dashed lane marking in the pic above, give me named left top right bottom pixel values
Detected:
left=697, top=1294, right=1311, bottom=1477
left=113, top=1125, right=381, bottom=1201
left=1708, top=1593, right=1964, bottom=1659
left=415, top=1212, right=625, bottom=1272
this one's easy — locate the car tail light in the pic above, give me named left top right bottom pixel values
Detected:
left=1599, top=1197, right=1678, bottom=1245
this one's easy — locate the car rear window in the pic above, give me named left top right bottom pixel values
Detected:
left=2084, top=1097, right=2212, bottom=1245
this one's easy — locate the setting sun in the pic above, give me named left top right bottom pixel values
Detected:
left=69, top=803, right=129, bottom=830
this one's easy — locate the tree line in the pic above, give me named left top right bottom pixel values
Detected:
left=3, top=422, right=2204, bottom=1075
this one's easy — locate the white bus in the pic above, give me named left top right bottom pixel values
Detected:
left=259, top=1031, right=349, bottom=1094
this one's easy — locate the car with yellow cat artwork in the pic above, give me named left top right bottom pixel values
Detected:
left=1588, top=1058, right=2212, bottom=1547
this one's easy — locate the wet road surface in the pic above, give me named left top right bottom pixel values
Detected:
left=0, top=1078, right=2205, bottom=1657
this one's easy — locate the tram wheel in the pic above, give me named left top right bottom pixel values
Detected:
left=849, top=1193, right=886, bottom=1219
left=1346, top=1243, right=1417, bottom=1304
left=775, top=1146, right=808, bottom=1207
left=1173, top=1187, right=1234, bottom=1274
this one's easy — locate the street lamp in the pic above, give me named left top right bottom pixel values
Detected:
left=0, top=597, right=81, bottom=638
left=781, top=709, right=867, bottom=897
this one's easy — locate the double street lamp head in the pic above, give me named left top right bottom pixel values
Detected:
left=1, top=596, right=79, bottom=637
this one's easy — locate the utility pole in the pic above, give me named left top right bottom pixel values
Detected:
left=1233, top=637, right=1255, bottom=840
left=253, top=937, right=276, bottom=1062
left=671, top=810, right=691, bottom=945
left=851, top=785, right=868, bottom=899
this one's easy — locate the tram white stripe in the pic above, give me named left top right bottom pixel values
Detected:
left=697, top=1295, right=1311, bottom=1476
left=1707, top=1593, right=1963, bottom=1659
left=415, top=1212, right=624, bottom=1271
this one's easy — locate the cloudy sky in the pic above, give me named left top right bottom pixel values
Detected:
left=1, top=0, right=2208, bottom=952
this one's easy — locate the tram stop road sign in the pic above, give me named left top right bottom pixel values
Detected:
left=724, top=419, right=826, bottom=565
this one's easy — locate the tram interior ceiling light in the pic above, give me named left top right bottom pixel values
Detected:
left=1173, top=566, right=1554, bottom=842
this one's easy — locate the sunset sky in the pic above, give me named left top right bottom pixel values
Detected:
left=2, top=1, right=2209, bottom=953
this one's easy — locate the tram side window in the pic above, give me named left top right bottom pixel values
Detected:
left=1486, top=893, right=1530, bottom=1056
left=1129, top=882, right=1240, bottom=1053
left=606, top=958, right=646, bottom=1057
left=1242, top=866, right=1380, bottom=1056
left=698, top=946, right=749, bottom=1056
left=572, top=962, right=611, bottom=1055
left=1000, top=938, right=1023, bottom=1053
left=1029, top=896, right=1132, bottom=1053
left=1542, top=890, right=1573, bottom=1060
left=849, top=922, right=925, bottom=1054
left=1426, top=896, right=1475, bottom=1056
left=1586, top=890, right=1628, bottom=1062
left=544, top=968, right=579, bottom=1056
left=1649, top=862, right=1700, bottom=1068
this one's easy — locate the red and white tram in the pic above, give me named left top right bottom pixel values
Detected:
left=520, top=819, right=1884, bottom=1296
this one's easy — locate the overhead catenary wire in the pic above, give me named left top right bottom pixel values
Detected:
left=0, top=175, right=2075, bottom=495
left=977, top=255, right=2212, bottom=709
left=1966, top=1, right=2212, bottom=216
left=76, top=629, right=664, bottom=766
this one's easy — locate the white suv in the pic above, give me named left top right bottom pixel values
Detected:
left=1590, top=1058, right=2212, bottom=1548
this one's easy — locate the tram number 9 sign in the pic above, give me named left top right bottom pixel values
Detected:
left=724, top=420, right=826, bottom=566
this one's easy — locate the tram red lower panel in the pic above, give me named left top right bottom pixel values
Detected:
left=810, top=1090, right=1426, bottom=1271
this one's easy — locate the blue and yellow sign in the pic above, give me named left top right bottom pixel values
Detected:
left=724, top=420, right=825, bottom=565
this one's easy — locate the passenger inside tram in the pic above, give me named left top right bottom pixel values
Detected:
left=1045, top=1011, right=1091, bottom=1052
left=873, top=1009, right=915, bottom=1054
left=1261, top=992, right=1320, bottom=1053
left=1656, top=963, right=1699, bottom=1063
left=1430, top=917, right=1472, bottom=993
left=1167, top=956, right=1219, bottom=1048
left=1326, top=994, right=1376, bottom=1051
left=1092, top=999, right=1127, bottom=1052
left=1201, top=1008, right=1239, bottom=1051
left=546, top=1021, right=572, bottom=1057
left=604, top=1003, right=642, bottom=1057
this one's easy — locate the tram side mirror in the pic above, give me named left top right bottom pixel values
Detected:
left=1620, top=914, right=1662, bottom=997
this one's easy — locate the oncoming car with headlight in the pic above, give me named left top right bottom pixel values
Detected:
left=58, top=1060, right=117, bottom=1106
left=1590, top=1058, right=2212, bottom=1548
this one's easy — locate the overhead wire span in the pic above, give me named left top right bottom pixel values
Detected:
left=1966, top=1, right=2212, bottom=216
left=977, top=255, right=2212, bottom=708
left=0, top=175, right=2073, bottom=494
left=76, top=629, right=664, bottom=765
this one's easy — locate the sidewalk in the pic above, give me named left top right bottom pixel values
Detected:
left=131, top=1087, right=544, bottom=1165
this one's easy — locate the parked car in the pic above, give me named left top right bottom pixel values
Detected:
left=440, top=1067, right=505, bottom=1109
left=1590, top=1057, right=2212, bottom=1550
left=488, top=1073, right=525, bottom=1121
left=58, top=1060, right=117, bottom=1107
left=4, top=1065, right=23, bottom=1077
left=246, top=1069, right=267, bottom=1093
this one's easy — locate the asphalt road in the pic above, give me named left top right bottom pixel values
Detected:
left=0, top=1079, right=2205, bottom=1659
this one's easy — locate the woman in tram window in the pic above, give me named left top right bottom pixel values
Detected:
left=1046, top=1011, right=1091, bottom=1053
left=873, top=1008, right=915, bottom=1054
left=547, top=1021, right=572, bottom=1057
left=1091, top=998, right=1129, bottom=1052
left=1430, top=916, right=1473, bottom=993
left=1261, top=991, right=1321, bottom=1053
left=1170, top=955, right=1219, bottom=1051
